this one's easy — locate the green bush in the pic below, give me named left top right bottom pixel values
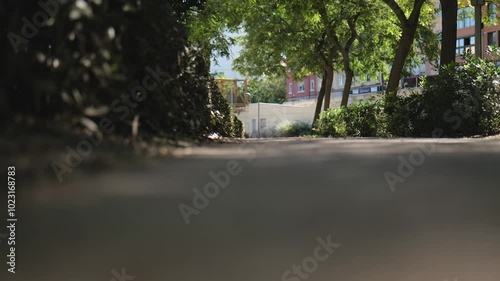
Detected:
left=315, top=54, right=500, bottom=139
left=386, top=54, right=500, bottom=137
left=1, top=0, right=241, bottom=141
left=315, top=97, right=386, bottom=137
left=209, top=88, right=244, bottom=138
left=232, top=116, right=245, bottom=138
left=383, top=92, right=425, bottom=137
left=276, top=120, right=311, bottom=137
left=419, top=55, right=500, bottom=137
left=254, top=120, right=310, bottom=138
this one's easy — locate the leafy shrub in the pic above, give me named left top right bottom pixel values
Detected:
left=317, top=54, right=500, bottom=138
left=209, top=88, right=244, bottom=138
left=419, top=55, right=500, bottom=137
left=386, top=54, right=500, bottom=137
left=255, top=120, right=311, bottom=138
left=383, top=92, right=425, bottom=137
left=232, top=116, right=245, bottom=138
left=1, top=0, right=241, bottom=141
left=276, top=120, right=311, bottom=137
left=315, top=98, right=386, bottom=137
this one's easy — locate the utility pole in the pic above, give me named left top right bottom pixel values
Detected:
left=472, top=0, right=485, bottom=58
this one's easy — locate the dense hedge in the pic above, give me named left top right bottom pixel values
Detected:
left=315, top=98, right=385, bottom=137
left=0, top=0, right=242, bottom=140
left=315, top=55, right=500, bottom=138
left=259, top=120, right=311, bottom=138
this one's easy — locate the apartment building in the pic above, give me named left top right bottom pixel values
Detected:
left=453, top=3, right=500, bottom=60
left=383, top=2, right=500, bottom=88
left=424, top=2, right=500, bottom=74
left=286, top=70, right=383, bottom=102
left=285, top=72, right=320, bottom=101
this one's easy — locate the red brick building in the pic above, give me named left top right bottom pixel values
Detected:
left=413, top=2, right=500, bottom=84
left=455, top=3, right=500, bottom=60
left=285, top=71, right=320, bottom=101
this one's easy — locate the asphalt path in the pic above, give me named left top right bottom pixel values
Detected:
left=4, top=138, right=500, bottom=281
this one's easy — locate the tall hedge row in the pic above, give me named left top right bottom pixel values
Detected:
left=0, top=0, right=242, bottom=140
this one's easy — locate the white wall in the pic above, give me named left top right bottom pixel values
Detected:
left=237, top=102, right=315, bottom=137
left=237, top=92, right=380, bottom=137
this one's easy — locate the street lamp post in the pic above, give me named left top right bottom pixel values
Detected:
left=472, top=0, right=486, bottom=58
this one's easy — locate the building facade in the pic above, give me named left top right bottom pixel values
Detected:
left=286, top=70, right=383, bottom=103
left=393, top=2, right=500, bottom=88
left=454, top=4, right=500, bottom=61
left=285, top=72, right=320, bottom=101
left=428, top=3, right=500, bottom=71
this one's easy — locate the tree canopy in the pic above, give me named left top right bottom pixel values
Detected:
left=247, top=75, right=287, bottom=104
left=195, top=0, right=439, bottom=122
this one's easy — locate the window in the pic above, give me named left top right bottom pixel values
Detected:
left=310, top=80, right=315, bottom=91
left=489, top=3, right=497, bottom=24
left=298, top=82, right=305, bottom=92
left=338, top=75, right=344, bottom=86
left=488, top=32, right=497, bottom=46
left=366, top=75, right=371, bottom=82
left=252, top=119, right=257, bottom=132
left=456, top=36, right=475, bottom=56
left=465, top=7, right=473, bottom=27
left=465, top=36, right=475, bottom=53
left=457, top=13, right=464, bottom=29
left=456, top=38, right=464, bottom=56
left=289, top=83, right=293, bottom=94
left=457, top=7, right=474, bottom=29
left=457, top=9, right=465, bottom=29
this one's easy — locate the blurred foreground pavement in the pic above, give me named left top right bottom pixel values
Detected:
left=3, top=138, right=500, bottom=281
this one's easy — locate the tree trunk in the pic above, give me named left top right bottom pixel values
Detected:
left=312, top=71, right=327, bottom=129
left=385, top=26, right=419, bottom=96
left=338, top=45, right=354, bottom=107
left=383, top=0, right=426, bottom=97
left=323, top=67, right=334, bottom=110
left=341, top=69, right=354, bottom=107
left=440, top=0, right=458, bottom=67
left=380, top=72, right=385, bottom=92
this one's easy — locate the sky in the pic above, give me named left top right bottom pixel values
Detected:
left=209, top=32, right=245, bottom=79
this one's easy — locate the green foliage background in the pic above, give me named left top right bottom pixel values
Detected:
left=0, top=0, right=242, bottom=140
left=247, top=76, right=287, bottom=104
left=315, top=55, right=500, bottom=138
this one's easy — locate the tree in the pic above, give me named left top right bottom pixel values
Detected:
left=230, top=0, right=339, bottom=126
left=382, top=0, right=428, bottom=96
left=184, top=0, right=237, bottom=62
left=230, top=0, right=396, bottom=126
left=440, top=0, right=458, bottom=66
left=2, top=0, right=242, bottom=140
left=315, top=0, right=393, bottom=107
left=196, top=0, right=436, bottom=126
left=247, top=75, right=287, bottom=104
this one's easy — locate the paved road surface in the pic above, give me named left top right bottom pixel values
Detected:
left=4, top=138, right=500, bottom=281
